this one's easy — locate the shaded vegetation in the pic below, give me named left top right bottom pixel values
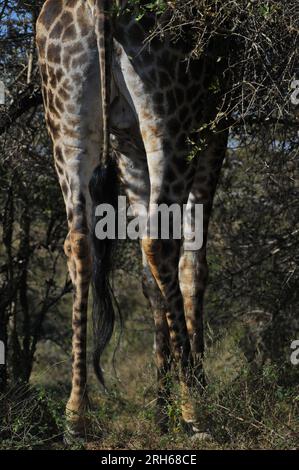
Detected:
left=1, top=324, right=298, bottom=449
left=0, top=0, right=298, bottom=450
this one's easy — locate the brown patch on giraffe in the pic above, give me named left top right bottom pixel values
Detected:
left=62, top=24, right=77, bottom=42
left=60, top=76, right=70, bottom=87
left=38, top=0, right=63, bottom=30
left=55, top=68, right=64, bottom=82
left=47, top=64, right=55, bottom=78
left=65, top=0, right=77, bottom=7
left=50, top=20, right=63, bottom=39
left=62, top=42, right=85, bottom=69
left=66, top=103, right=77, bottom=114
left=37, top=36, right=47, bottom=57
left=47, top=43, right=61, bottom=63
left=77, top=7, right=91, bottom=37
left=58, top=86, right=70, bottom=101
left=60, top=11, right=73, bottom=28
left=62, top=55, right=71, bottom=70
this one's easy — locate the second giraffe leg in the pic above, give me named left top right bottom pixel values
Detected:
left=64, top=225, right=91, bottom=437
left=179, top=248, right=207, bottom=388
left=179, top=129, right=229, bottom=423
left=142, top=252, right=172, bottom=431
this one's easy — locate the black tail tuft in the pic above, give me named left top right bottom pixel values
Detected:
left=89, top=159, right=118, bottom=388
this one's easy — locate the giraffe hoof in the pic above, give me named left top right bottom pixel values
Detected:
left=64, top=393, right=92, bottom=442
left=63, top=426, right=87, bottom=447
left=191, top=431, right=213, bottom=442
left=63, top=413, right=92, bottom=445
left=182, top=421, right=213, bottom=441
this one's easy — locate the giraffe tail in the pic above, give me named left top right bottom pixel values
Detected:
left=89, top=164, right=118, bottom=388
left=88, top=0, right=118, bottom=387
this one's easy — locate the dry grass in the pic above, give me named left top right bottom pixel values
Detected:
left=1, top=318, right=298, bottom=450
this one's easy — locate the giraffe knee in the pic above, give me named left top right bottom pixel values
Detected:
left=69, top=231, right=90, bottom=260
left=142, top=238, right=161, bottom=262
left=179, top=251, right=208, bottom=297
left=142, top=238, right=162, bottom=279
left=142, top=238, right=177, bottom=270
left=64, top=234, right=72, bottom=259
left=64, top=231, right=91, bottom=267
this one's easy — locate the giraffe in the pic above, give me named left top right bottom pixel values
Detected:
left=36, top=0, right=229, bottom=439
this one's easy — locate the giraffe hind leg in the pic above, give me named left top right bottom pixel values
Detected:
left=142, top=252, right=172, bottom=433
left=64, top=228, right=91, bottom=441
left=179, top=129, right=228, bottom=433
left=113, top=133, right=174, bottom=432
left=36, top=0, right=104, bottom=440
